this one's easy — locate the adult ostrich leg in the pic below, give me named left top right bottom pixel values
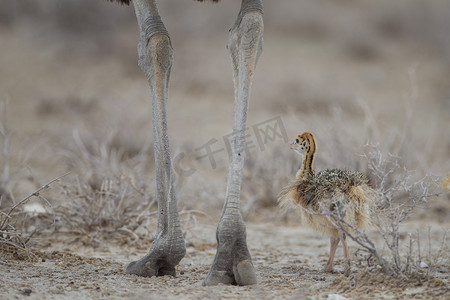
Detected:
left=125, top=0, right=185, bottom=277
left=123, top=0, right=264, bottom=286
left=203, top=0, right=263, bottom=286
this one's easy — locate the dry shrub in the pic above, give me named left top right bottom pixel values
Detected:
left=55, top=176, right=155, bottom=247
left=54, top=130, right=157, bottom=246
left=0, top=175, right=66, bottom=261
left=346, top=145, right=442, bottom=275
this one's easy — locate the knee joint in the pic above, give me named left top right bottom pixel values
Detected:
left=138, top=33, right=173, bottom=74
left=228, top=12, right=263, bottom=60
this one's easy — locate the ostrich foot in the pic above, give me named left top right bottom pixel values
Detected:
left=204, top=252, right=256, bottom=286
left=203, top=221, right=256, bottom=286
left=126, top=257, right=176, bottom=277
left=126, top=233, right=186, bottom=277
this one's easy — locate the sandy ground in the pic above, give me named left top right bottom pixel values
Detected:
left=1, top=1, right=450, bottom=299
left=1, top=216, right=449, bottom=300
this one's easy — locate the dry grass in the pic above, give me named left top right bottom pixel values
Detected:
left=0, top=174, right=68, bottom=261
left=0, top=97, right=157, bottom=249
left=51, top=130, right=157, bottom=246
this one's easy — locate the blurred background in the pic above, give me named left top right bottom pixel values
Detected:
left=0, top=0, right=449, bottom=220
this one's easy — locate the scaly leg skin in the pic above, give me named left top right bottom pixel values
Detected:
left=325, top=236, right=340, bottom=272
left=126, top=0, right=186, bottom=277
left=203, top=0, right=263, bottom=286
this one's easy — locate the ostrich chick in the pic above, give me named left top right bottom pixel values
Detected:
left=278, top=132, right=373, bottom=275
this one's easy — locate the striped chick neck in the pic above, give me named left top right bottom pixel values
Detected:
left=292, top=131, right=316, bottom=179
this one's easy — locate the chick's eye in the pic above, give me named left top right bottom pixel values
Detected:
left=296, top=139, right=299, bottom=143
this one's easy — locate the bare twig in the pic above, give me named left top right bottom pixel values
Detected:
left=0, top=172, right=71, bottom=230
left=1, top=172, right=70, bottom=258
